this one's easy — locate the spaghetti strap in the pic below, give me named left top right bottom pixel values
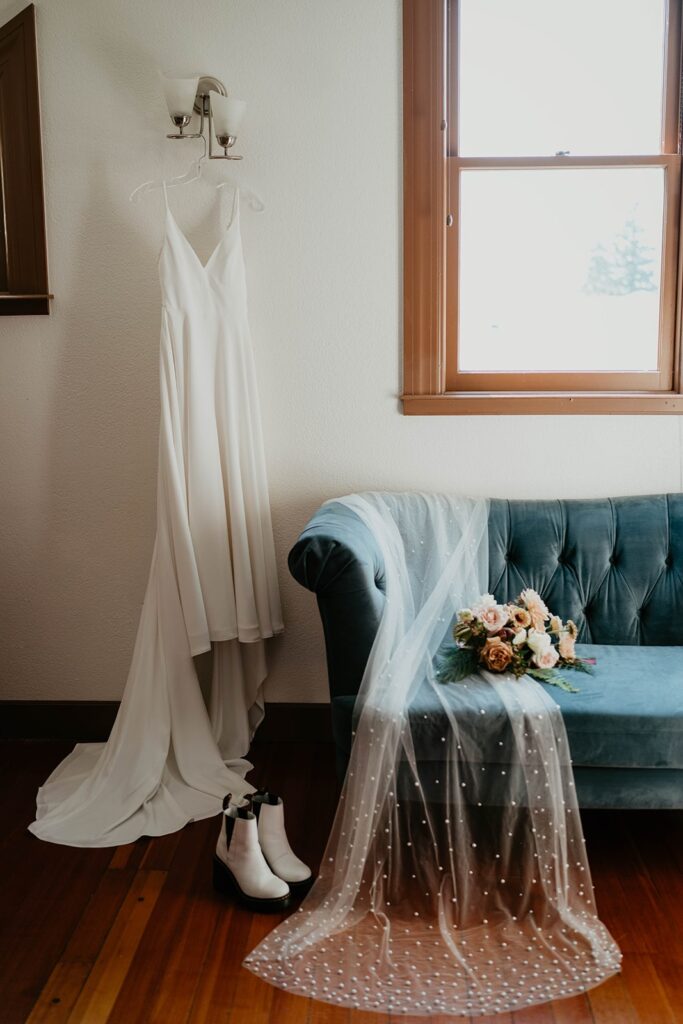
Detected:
left=228, top=186, right=240, bottom=229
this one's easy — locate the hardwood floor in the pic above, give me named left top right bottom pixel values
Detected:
left=1, top=738, right=682, bottom=1024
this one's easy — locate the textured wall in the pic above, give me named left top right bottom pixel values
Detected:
left=1, top=0, right=682, bottom=703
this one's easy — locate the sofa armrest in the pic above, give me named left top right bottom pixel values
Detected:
left=288, top=501, right=386, bottom=700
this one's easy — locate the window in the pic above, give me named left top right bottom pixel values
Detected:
left=402, top=0, right=683, bottom=413
left=0, top=5, right=50, bottom=315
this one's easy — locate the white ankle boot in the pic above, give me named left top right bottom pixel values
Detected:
left=251, top=790, right=313, bottom=893
left=213, top=796, right=291, bottom=912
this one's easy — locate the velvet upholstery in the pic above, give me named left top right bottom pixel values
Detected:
left=289, top=494, right=683, bottom=809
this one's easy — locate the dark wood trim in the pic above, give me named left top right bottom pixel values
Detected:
left=402, top=0, right=447, bottom=396
left=0, top=4, right=50, bottom=315
left=0, top=293, right=48, bottom=314
left=0, top=700, right=333, bottom=743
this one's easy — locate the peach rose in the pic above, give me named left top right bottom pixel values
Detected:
left=520, top=589, right=550, bottom=631
left=530, top=611, right=548, bottom=631
left=481, top=636, right=514, bottom=672
left=533, top=646, right=559, bottom=669
left=508, top=605, right=532, bottom=630
left=558, top=632, right=576, bottom=661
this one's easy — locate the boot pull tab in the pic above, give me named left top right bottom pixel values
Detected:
left=255, top=789, right=280, bottom=805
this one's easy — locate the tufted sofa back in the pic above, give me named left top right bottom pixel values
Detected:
left=488, top=494, right=683, bottom=645
left=289, top=492, right=683, bottom=701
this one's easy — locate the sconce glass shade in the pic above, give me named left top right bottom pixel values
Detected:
left=211, top=92, right=247, bottom=138
left=160, top=73, right=200, bottom=117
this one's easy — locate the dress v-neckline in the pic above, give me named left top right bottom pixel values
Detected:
left=165, top=205, right=238, bottom=273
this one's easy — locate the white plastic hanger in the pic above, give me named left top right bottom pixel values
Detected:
left=129, top=136, right=265, bottom=211
left=216, top=178, right=265, bottom=212
left=129, top=136, right=206, bottom=203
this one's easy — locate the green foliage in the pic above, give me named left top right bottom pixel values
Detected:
left=568, top=658, right=595, bottom=675
left=527, top=669, right=580, bottom=693
left=437, top=647, right=479, bottom=684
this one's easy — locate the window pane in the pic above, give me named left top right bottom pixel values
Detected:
left=458, top=0, right=667, bottom=156
left=458, top=168, right=664, bottom=373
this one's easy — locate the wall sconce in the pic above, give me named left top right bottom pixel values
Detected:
left=159, top=73, right=246, bottom=160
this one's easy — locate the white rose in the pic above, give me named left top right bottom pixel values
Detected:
left=512, top=629, right=527, bottom=646
left=471, top=594, right=497, bottom=618
left=526, top=629, right=552, bottom=656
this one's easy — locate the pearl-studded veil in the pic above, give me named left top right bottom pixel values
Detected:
left=244, top=492, right=621, bottom=1016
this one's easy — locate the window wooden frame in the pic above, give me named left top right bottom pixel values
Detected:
left=0, top=4, right=50, bottom=315
left=402, top=0, right=683, bottom=414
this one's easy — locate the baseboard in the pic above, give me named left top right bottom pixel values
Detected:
left=0, top=700, right=333, bottom=744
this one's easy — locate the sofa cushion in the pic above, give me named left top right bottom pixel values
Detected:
left=332, top=644, right=683, bottom=771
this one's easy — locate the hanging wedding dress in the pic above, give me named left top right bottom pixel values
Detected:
left=245, top=492, right=621, bottom=1017
left=29, top=187, right=283, bottom=847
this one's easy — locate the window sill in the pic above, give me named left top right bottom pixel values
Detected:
left=401, top=392, right=683, bottom=415
left=0, top=294, right=52, bottom=315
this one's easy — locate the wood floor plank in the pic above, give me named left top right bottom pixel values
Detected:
left=395, top=1016, right=470, bottom=1024
left=550, top=991, right=594, bottom=1024
left=581, top=816, right=642, bottom=955
left=146, top=825, right=227, bottom=1023
left=226, top=912, right=282, bottom=1024
left=307, top=1002, right=351, bottom=1024
left=648, top=955, right=683, bottom=1021
left=25, top=962, right=93, bottom=1024
left=139, top=828, right=183, bottom=870
left=511, top=1001, right=555, bottom=1022
left=106, top=818, right=215, bottom=1023
left=624, top=817, right=683, bottom=961
left=66, top=869, right=166, bottom=1023
left=587, top=972, right=639, bottom=1024
left=348, top=1010, right=389, bottom=1024
left=26, top=845, right=149, bottom=1021
left=619, top=954, right=677, bottom=1024
left=0, top=836, right=111, bottom=1023
left=268, top=986, right=312, bottom=1024
left=107, top=842, right=138, bottom=870
left=188, top=904, right=254, bottom=1024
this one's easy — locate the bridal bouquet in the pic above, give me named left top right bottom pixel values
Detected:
left=439, top=589, right=594, bottom=692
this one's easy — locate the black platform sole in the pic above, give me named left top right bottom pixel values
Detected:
left=285, top=874, right=314, bottom=898
left=212, top=856, right=292, bottom=913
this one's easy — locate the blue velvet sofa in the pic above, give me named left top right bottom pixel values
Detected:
left=289, top=493, right=683, bottom=809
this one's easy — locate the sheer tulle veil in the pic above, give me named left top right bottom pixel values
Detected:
left=245, top=492, right=621, bottom=1016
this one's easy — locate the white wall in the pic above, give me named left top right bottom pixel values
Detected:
left=1, top=0, right=681, bottom=704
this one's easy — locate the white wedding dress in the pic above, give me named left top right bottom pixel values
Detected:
left=30, top=187, right=283, bottom=847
